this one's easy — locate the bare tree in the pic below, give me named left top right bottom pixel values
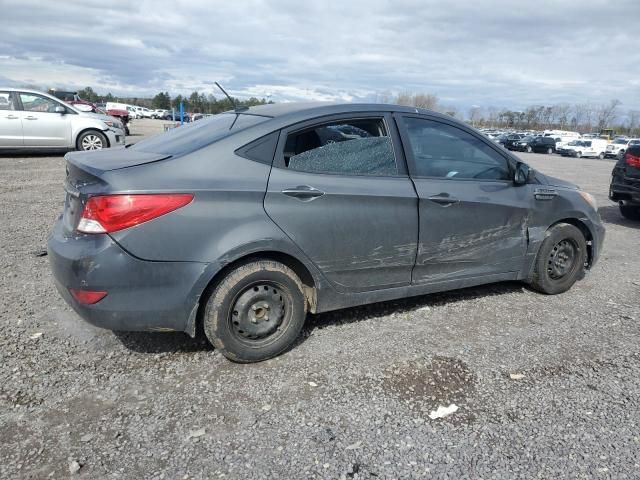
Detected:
left=597, top=99, right=622, bottom=129
left=628, top=110, right=640, bottom=137
left=395, top=92, right=439, bottom=111
left=468, top=106, right=481, bottom=126
left=554, top=104, right=571, bottom=129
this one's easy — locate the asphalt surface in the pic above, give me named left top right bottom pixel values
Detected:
left=1, top=120, right=639, bottom=479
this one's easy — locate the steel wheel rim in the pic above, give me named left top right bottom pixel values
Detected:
left=82, top=134, right=103, bottom=150
left=547, top=239, right=578, bottom=280
left=228, top=281, right=291, bottom=346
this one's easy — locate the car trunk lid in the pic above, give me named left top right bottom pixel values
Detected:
left=62, top=148, right=171, bottom=235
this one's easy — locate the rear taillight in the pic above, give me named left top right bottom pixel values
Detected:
left=625, top=152, right=640, bottom=168
left=77, top=194, right=193, bottom=234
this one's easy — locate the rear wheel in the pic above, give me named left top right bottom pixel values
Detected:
left=203, top=260, right=307, bottom=363
left=530, top=223, right=587, bottom=295
left=576, top=151, right=582, bottom=158
left=598, top=152, right=605, bottom=159
left=620, top=204, right=640, bottom=221
left=77, top=130, right=107, bottom=151
left=547, top=147, right=553, bottom=154
left=526, top=146, right=532, bottom=153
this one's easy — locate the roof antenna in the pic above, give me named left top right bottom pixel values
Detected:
left=214, top=82, right=248, bottom=112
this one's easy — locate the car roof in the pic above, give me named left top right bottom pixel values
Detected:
left=240, top=102, right=456, bottom=122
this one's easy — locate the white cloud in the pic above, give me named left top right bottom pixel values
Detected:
left=1, top=0, right=639, bottom=110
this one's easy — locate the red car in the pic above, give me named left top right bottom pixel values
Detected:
left=48, top=90, right=130, bottom=135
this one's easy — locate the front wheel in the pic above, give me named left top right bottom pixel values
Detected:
left=547, top=147, right=553, bottom=155
left=77, top=130, right=107, bottom=151
left=203, top=260, right=307, bottom=363
left=576, top=151, right=582, bottom=158
left=530, top=223, right=587, bottom=295
left=526, top=146, right=532, bottom=153
left=620, top=205, right=640, bottom=221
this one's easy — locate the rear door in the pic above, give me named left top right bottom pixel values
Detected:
left=396, top=114, right=530, bottom=284
left=0, top=91, right=23, bottom=147
left=264, top=113, right=418, bottom=292
left=17, top=92, right=72, bottom=147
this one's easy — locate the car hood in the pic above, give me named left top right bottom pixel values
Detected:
left=536, top=172, right=579, bottom=190
left=79, top=111, right=117, bottom=123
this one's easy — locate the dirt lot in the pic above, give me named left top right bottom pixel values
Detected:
left=1, top=119, right=639, bottom=479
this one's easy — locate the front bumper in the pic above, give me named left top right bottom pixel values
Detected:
left=105, top=128, right=126, bottom=147
left=48, top=217, right=208, bottom=333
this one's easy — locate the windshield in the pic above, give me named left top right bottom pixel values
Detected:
left=521, top=136, right=533, bottom=141
left=613, top=139, right=628, bottom=144
left=131, top=113, right=269, bottom=155
left=568, top=140, right=581, bottom=146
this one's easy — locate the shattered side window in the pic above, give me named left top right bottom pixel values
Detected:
left=284, top=118, right=398, bottom=176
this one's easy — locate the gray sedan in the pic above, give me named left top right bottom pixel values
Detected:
left=48, top=103, right=604, bottom=362
left=0, top=88, right=125, bottom=151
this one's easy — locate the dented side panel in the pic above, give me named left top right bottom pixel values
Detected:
left=411, top=178, right=532, bottom=284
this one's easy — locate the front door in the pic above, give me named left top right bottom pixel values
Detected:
left=397, top=114, right=531, bottom=284
left=264, top=114, right=418, bottom=292
left=0, top=91, right=23, bottom=147
left=17, top=92, right=71, bottom=147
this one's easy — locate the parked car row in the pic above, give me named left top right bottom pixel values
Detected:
left=481, top=128, right=639, bottom=160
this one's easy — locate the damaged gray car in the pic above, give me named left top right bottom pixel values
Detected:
left=48, top=103, right=605, bottom=362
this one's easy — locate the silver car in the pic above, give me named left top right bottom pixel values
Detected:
left=0, top=88, right=126, bottom=151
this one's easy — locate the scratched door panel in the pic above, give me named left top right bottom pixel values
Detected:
left=412, top=178, right=531, bottom=284
left=265, top=168, right=419, bottom=293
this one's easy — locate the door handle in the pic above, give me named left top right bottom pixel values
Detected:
left=281, top=185, right=325, bottom=201
left=25, top=116, right=38, bottom=120
left=5, top=115, right=19, bottom=120
left=428, top=194, right=459, bottom=206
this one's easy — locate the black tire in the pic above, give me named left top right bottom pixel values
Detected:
left=203, top=260, right=307, bottom=363
left=530, top=223, right=587, bottom=295
left=598, top=152, right=605, bottom=160
left=576, top=151, right=582, bottom=158
left=124, top=126, right=130, bottom=136
left=77, top=130, right=108, bottom=151
left=526, top=146, right=532, bottom=153
left=620, top=205, right=640, bottom=221
left=547, top=147, right=553, bottom=154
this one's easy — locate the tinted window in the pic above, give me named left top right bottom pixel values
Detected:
left=131, top=113, right=268, bottom=155
left=19, top=93, right=62, bottom=113
left=402, top=117, right=510, bottom=180
left=0, top=92, right=15, bottom=110
left=283, top=118, right=397, bottom=176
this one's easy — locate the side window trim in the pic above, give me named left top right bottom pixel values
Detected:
left=394, top=113, right=514, bottom=182
left=273, top=112, right=408, bottom=177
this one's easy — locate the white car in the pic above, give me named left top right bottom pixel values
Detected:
left=152, top=109, right=168, bottom=119
left=605, top=138, right=636, bottom=158
left=0, top=88, right=126, bottom=151
left=562, top=139, right=608, bottom=159
left=139, top=107, right=155, bottom=119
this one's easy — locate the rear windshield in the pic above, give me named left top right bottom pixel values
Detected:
left=131, top=113, right=269, bottom=155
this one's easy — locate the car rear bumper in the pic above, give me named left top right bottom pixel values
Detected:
left=610, top=173, right=640, bottom=205
left=47, top=216, right=207, bottom=334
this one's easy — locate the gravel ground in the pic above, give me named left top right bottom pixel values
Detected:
left=1, top=120, right=639, bottom=479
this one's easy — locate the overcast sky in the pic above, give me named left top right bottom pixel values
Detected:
left=1, top=0, right=639, bottom=111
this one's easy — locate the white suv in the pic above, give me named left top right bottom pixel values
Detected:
left=605, top=138, right=636, bottom=158
left=0, top=88, right=126, bottom=151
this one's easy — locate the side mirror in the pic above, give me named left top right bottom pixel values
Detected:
left=514, top=162, right=531, bottom=185
left=54, top=105, right=66, bottom=114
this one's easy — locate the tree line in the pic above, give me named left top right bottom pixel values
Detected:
left=391, top=93, right=639, bottom=136
left=70, top=86, right=639, bottom=135
left=76, top=87, right=271, bottom=113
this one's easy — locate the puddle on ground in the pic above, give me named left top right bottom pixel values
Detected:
left=382, top=356, right=475, bottom=422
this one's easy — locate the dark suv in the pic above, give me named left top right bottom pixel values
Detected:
left=610, top=144, right=640, bottom=220
left=516, top=136, right=556, bottom=154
